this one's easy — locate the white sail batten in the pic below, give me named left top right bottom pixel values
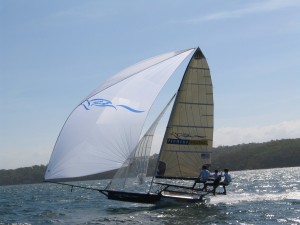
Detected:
left=45, top=48, right=195, bottom=180
left=157, top=48, right=213, bottom=179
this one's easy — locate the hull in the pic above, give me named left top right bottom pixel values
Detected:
left=107, top=190, right=161, bottom=204
left=106, top=190, right=208, bottom=204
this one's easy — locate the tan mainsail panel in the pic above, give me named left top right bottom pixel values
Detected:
left=157, top=48, right=213, bottom=178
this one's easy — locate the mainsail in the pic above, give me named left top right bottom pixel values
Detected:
left=45, top=48, right=195, bottom=180
left=157, top=48, right=213, bottom=179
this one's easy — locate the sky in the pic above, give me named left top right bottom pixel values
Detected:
left=1, top=0, right=300, bottom=170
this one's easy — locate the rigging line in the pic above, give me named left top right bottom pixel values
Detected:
left=109, top=126, right=132, bottom=164
left=134, top=127, right=152, bottom=178
left=44, top=181, right=108, bottom=197
left=148, top=94, right=177, bottom=193
left=122, top=155, right=132, bottom=189
left=141, top=136, right=152, bottom=174
left=135, top=126, right=148, bottom=170
left=134, top=143, right=144, bottom=179
left=112, top=127, right=129, bottom=161
left=134, top=140, right=144, bottom=176
left=122, top=126, right=133, bottom=160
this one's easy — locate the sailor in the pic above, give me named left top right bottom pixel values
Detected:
left=211, top=169, right=220, bottom=180
left=192, top=165, right=210, bottom=189
left=203, top=169, right=221, bottom=191
left=213, top=168, right=231, bottom=195
left=157, top=161, right=166, bottom=176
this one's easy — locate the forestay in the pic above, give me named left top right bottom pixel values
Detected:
left=45, top=48, right=195, bottom=180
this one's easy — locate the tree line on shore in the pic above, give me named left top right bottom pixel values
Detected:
left=1, top=138, right=299, bottom=186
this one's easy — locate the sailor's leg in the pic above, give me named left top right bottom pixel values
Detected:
left=212, top=185, right=216, bottom=195
left=222, top=185, right=227, bottom=195
left=198, top=181, right=206, bottom=191
left=192, top=179, right=198, bottom=189
left=203, top=182, right=208, bottom=191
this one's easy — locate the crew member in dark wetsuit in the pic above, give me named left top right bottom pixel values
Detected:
left=157, top=161, right=166, bottom=176
left=203, top=170, right=221, bottom=192
left=212, top=168, right=232, bottom=195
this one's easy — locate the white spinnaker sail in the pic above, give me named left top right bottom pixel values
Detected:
left=84, top=49, right=194, bottom=102
left=157, top=48, right=213, bottom=179
left=45, top=48, right=195, bottom=180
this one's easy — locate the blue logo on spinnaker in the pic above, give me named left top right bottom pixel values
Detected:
left=81, top=98, right=144, bottom=113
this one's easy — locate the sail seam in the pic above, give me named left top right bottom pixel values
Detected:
left=184, top=83, right=212, bottom=86
left=163, top=150, right=212, bottom=153
left=177, top=102, right=213, bottom=106
left=168, top=125, right=213, bottom=128
left=189, top=67, right=210, bottom=70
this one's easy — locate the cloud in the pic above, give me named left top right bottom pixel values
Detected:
left=184, top=0, right=300, bottom=23
left=214, top=119, right=300, bottom=146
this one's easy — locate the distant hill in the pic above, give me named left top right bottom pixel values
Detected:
left=0, top=165, right=46, bottom=186
left=211, top=138, right=300, bottom=171
left=0, top=138, right=299, bottom=186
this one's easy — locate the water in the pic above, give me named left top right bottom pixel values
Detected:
left=1, top=167, right=299, bottom=225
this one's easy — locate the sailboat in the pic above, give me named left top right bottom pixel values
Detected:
left=45, top=47, right=214, bottom=204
